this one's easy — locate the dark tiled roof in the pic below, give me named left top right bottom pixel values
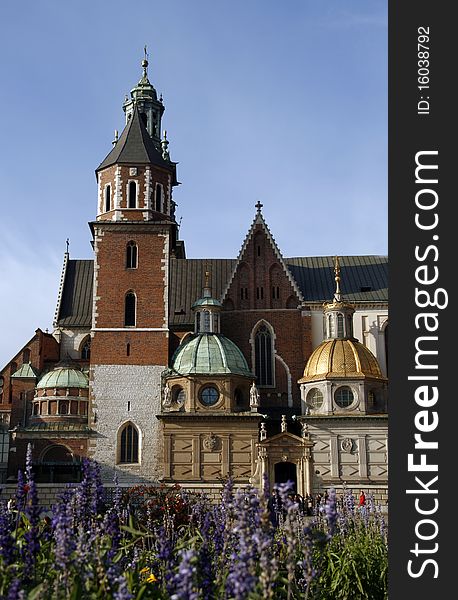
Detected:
left=170, top=255, right=387, bottom=325
left=55, top=256, right=387, bottom=329
left=56, top=260, right=93, bottom=328
left=284, top=255, right=388, bottom=303
left=96, top=103, right=170, bottom=171
left=170, top=259, right=236, bottom=326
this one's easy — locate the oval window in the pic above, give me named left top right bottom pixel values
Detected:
left=335, top=386, right=354, bottom=408
left=200, top=385, right=220, bottom=406
left=307, top=388, right=323, bottom=409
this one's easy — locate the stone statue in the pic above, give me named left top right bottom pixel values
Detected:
left=260, top=422, right=267, bottom=441
left=301, top=421, right=310, bottom=439
left=250, top=382, right=260, bottom=409
left=281, top=414, right=287, bottom=432
left=163, top=384, right=172, bottom=408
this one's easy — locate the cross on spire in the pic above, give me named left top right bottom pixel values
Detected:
left=255, top=200, right=263, bottom=214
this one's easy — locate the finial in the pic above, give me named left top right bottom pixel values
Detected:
left=112, top=129, right=118, bottom=147
left=65, top=238, right=69, bottom=255
left=161, top=130, right=170, bottom=160
left=255, top=200, right=263, bottom=214
left=334, top=256, right=341, bottom=302
left=203, top=267, right=212, bottom=298
left=281, top=415, right=287, bottom=433
left=141, top=45, right=149, bottom=79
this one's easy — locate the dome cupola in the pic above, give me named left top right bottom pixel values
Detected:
left=298, top=257, right=387, bottom=415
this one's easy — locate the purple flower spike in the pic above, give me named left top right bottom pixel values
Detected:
left=324, top=488, right=337, bottom=538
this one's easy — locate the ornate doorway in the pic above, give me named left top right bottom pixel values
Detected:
left=274, top=461, right=297, bottom=492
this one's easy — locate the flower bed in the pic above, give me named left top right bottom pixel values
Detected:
left=0, top=446, right=387, bottom=599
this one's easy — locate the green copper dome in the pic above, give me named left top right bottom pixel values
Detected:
left=37, top=367, right=89, bottom=390
left=170, top=333, right=252, bottom=377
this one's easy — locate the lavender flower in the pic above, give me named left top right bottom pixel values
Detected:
left=0, top=501, right=15, bottom=565
left=52, top=501, right=75, bottom=573
left=113, top=575, right=133, bottom=600
left=324, top=488, right=337, bottom=538
left=23, top=445, right=41, bottom=577
left=170, top=548, right=198, bottom=600
left=7, top=578, right=24, bottom=600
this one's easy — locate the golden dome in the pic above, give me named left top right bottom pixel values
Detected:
left=299, top=339, right=385, bottom=382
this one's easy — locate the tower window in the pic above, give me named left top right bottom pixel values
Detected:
left=128, top=181, right=137, bottom=208
left=105, top=185, right=111, bottom=212
left=124, top=292, right=136, bottom=327
left=126, top=241, right=138, bottom=269
left=337, top=314, right=344, bottom=338
left=328, top=315, right=335, bottom=338
left=140, top=112, right=147, bottom=126
left=22, top=348, right=31, bottom=364
left=126, top=343, right=131, bottom=357
left=155, top=184, right=163, bottom=212
left=81, top=338, right=91, bottom=360
left=120, top=423, right=139, bottom=463
left=254, top=324, right=274, bottom=386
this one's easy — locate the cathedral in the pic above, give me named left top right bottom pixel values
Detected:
left=0, top=56, right=388, bottom=504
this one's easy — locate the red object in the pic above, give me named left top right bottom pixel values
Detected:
left=359, top=492, right=366, bottom=506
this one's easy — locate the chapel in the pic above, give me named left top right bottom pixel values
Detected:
left=0, top=55, right=388, bottom=503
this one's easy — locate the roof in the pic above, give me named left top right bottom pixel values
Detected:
left=170, top=255, right=388, bottom=325
left=96, top=103, right=171, bottom=172
left=299, top=338, right=385, bottom=382
left=168, top=333, right=253, bottom=377
left=11, top=363, right=38, bottom=379
left=55, top=255, right=387, bottom=329
left=37, top=366, right=89, bottom=389
left=286, top=255, right=388, bottom=303
left=55, top=259, right=93, bottom=328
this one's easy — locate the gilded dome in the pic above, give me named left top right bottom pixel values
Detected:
left=37, top=366, right=89, bottom=390
left=169, top=333, right=252, bottom=378
left=300, top=339, right=384, bottom=382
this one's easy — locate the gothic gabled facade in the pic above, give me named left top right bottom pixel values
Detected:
left=0, top=56, right=388, bottom=504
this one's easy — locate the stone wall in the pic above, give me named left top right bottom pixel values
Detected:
left=90, top=364, right=165, bottom=483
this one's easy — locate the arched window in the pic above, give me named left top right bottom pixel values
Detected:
left=105, top=185, right=111, bottom=212
left=254, top=324, right=274, bottom=386
left=120, top=423, right=139, bottom=463
left=155, top=184, right=163, bottom=212
left=124, top=292, right=136, bottom=327
left=126, top=241, right=138, bottom=269
left=128, top=181, right=137, bottom=208
left=337, top=314, right=344, bottom=338
left=22, top=348, right=31, bottom=364
left=328, top=315, right=335, bottom=338
left=81, top=338, right=91, bottom=360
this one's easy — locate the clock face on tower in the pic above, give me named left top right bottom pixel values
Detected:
left=200, top=385, right=220, bottom=407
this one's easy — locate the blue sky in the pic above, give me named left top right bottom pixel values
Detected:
left=0, top=0, right=387, bottom=367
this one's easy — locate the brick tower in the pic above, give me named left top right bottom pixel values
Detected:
left=89, top=54, right=181, bottom=482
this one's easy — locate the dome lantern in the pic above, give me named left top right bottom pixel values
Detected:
left=323, top=256, right=355, bottom=340
left=191, top=270, right=222, bottom=334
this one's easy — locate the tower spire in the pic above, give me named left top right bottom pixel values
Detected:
left=142, top=45, right=149, bottom=79
left=334, top=255, right=342, bottom=302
